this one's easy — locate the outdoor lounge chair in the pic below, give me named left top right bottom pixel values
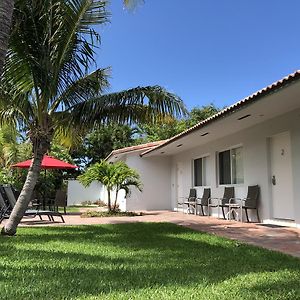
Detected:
left=228, top=185, right=260, bottom=222
left=196, top=188, right=211, bottom=216
left=177, top=188, right=197, bottom=214
left=0, top=192, right=10, bottom=223
left=208, top=187, right=234, bottom=219
left=2, top=185, right=65, bottom=223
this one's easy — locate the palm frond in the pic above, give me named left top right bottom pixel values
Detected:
left=123, top=0, right=144, bottom=10
left=49, top=68, right=110, bottom=113
left=69, top=85, right=187, bottom=128
left=54, top=0, right=109, bottom=91
left=5, top=0, right=109, bottom=114
left=53, top=122, right=85, bottom=149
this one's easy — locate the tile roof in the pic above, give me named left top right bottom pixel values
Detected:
left=106, top=140, right=165, bottom=160
left=141, top=70, right=300, bottom=156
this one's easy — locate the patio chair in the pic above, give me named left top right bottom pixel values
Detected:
left=196, top=188, right=211, bottom=216
left=2, top=185, right=65, bottom=223
left=177, top=188, right=197, bottom=214
left=228, top=185, right=260, bottom=222
left=54, top=189, right=67, bottom=214
left=208, top=187, right=234, bottom=219
left=0, top=192, right=10, bottom=223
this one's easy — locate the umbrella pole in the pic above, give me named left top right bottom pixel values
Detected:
left=42, top=169, right=46, bottom=210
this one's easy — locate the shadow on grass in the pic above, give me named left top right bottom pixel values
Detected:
left=0, top=223, right=300, bottom=299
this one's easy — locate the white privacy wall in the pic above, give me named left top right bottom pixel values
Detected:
left=100, top=186, right=127, bottom=211
left=124, top=152, right=172, bottom=211
left=170, top=109, right=300, bottom=225
left=67, top=180, right=103, bottom=205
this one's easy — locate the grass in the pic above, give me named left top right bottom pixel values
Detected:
left=0, top=223, right=299, bottom=300
left=58, top=206, right=81, bottom=214
left=57, top=206, right=94, bottom=214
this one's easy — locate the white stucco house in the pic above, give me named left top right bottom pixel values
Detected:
left=107, top=70, right=300, bottom=228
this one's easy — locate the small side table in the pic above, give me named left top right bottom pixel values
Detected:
left=226, top=203, right=243, bottom=222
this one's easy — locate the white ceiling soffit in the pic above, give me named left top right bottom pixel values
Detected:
left=142, top=76, right=300, bottom=157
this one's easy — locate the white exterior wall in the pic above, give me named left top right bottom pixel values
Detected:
left=124, top=153, right=172, bottom=211
left=101, top=186, right=127, bottom=211
left=171, top=109, right=300, bottom=225
left=67, top=180, right=103, bottom=205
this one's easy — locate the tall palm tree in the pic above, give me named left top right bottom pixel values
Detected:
left=0, top=0, right=186, bottom=235
left=0, top=0, right=14, bottom=75
left=0, top=0, right=139, bottom=77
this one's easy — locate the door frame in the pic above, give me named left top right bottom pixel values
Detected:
left=175, top=162, right=183, bottom=209
left=268, top=131, right=295, bottom=221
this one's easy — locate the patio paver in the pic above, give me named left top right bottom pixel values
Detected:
left=1, top=210, right=300, bottom=258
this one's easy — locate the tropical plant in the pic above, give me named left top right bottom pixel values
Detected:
left=0, top=0, right=185, bottom=235
left=0, top=0, right=139, bottom=77
left=0, top=0, right=14, bottom=75
left=187, top=104, right=220, bottom=127
left=78, top=160, right=142, bottom=211
left=71, top=124, right=138, bottom=167
left=136, top=104, right=220, bottom=143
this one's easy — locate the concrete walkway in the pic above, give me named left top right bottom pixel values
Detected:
left=2, top=210, right=300, bottom=258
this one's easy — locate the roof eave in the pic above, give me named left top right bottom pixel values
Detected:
left=141, top=70, right=300, bottom=157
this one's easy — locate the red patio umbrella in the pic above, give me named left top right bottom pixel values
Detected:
left=11, top=155, right=77, bottom=169
left=11, top=155, right=77, bottom=210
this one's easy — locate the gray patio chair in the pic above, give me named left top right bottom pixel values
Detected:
left=2, top=185, right=65, bottom=223
left=184, top=188, right=197, bottom=214
left=208, top=187, right=235, bottom=219
left=196, top=188, right=211, bottom=216
left=229, top=185, right=260, bottom=222
left=177, top=188, right=197, bottom=214
left=54, top=189, right=67, bottom=215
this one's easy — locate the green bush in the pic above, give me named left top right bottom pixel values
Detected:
left=80, top=210, right=142, bottom=218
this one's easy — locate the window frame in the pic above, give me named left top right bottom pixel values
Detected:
left=217, top=144, right=244, bottom=186
left=192, top=154, right=210, bottom=187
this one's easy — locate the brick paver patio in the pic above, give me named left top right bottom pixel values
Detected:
left=2, top=210, right=300, bottom=258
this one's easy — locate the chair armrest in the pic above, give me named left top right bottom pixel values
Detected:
left=196, top=197, right=203, bottom=202
left=227, top=197, right=244, bottom=206
left=208, top=197, right=221, bottom=205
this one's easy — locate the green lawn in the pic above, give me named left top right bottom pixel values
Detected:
left=0, top=223, right=299, bottom=300
left=58, top=206, right=82, bottom=214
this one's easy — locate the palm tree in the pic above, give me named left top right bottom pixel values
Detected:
left=0, top=0, right=14, bottom=75
left=0, top=0, right=186, bottom=235
left=112, top=161, right=142, bottom=210
left=0, top=0, right=140, bottom=77
left=79, top=160, right=142, bottom=212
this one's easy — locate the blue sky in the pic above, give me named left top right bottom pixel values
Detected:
left=97, top=0, right=300, bottom=110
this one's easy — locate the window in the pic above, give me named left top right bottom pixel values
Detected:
left=219, top=146, right=244, bottom=185
left=193, top=156, right=208, bottom=186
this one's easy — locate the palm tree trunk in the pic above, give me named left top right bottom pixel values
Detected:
left=1, top=149, right=44, bottom=236
left=0, top=0, right=14, bottom=76
left=113, top=189, right=119, bottom=211
left=107, top=189, right=112, bottom=212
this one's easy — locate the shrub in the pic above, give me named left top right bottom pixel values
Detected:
left=80, top=210, right=143, bottom=218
